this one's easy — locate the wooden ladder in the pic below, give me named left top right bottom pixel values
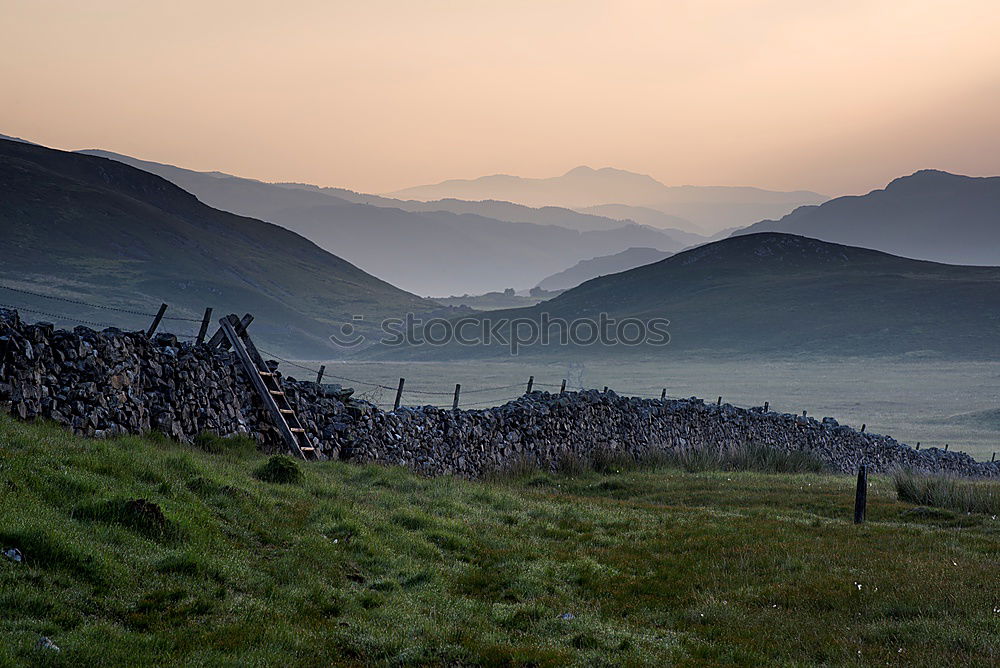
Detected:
left=218, top=315, right=317, bottom=460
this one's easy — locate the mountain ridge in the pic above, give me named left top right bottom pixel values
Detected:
left=733, top=170, right=1000, bottom=266
left=0, top=138, right=435, bottom=356
left=386, top=166, right=827, bottom=233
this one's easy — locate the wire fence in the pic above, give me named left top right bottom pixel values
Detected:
left=0, top=283, right=769, bottom=411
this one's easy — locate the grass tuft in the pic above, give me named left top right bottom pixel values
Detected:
left=253, top=455, right=303, bottom=484
left=191, top=432, right=258, bottom=456
left=893, top=470, right=1000, bottom=515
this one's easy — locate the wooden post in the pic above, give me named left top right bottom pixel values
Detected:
left=146, top=303, right=168, bottom=338
left=717, top=396, right=722, bottom=406
left=393, top=378, right=405, bottom=411
left=526, top=375, right=534, bottom=394
left=195, top=307, right=213, bottom=345
left=763, top=401, right=769, bottom=412
left=944, top=443, right=949, bottom=451
left=452, top=383, right=461, bottom=410
left=860, top=423, right=866, bottom=433
left=560, top=379, right=566, bottom=393
left=802, top=410, right=808, bottom=418
left=661, top=388, right=666, bottom=399
left=207, top=313, right=253, bottom=349
left=916, top=442, right=920, bottom=450
left=854, top=465, right=867, bottom=524
left=316, top=365, right=325, bottom=385
left=991, top=452, right=996, bottom=462
left=603, top=386, right=608, bottom=393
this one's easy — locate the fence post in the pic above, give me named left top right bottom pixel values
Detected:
left=860, top=423, right=866, bottom=433
left=393, top=378, right=405, bottom=411
left=661, top=388, right=666, bottom=400
left=526, top=375, right=534, bottom=394
left=992, top=452, right=996, bottom=462
left=763, top=401, right=769, bottom=412
left=316, top=365, right=325, bottom=385
left=944, top=444, right=949, bottom=451
left=559, top=379, right=567, bottom=393
left=603, top=386, right=608, bottom=393
left=452, top=383, right=461, bottom=410
left=717, top=396, right=722, bottom=406
left=802, top=410, right=808, bottom=418
left=916, top=442, right=920, bottom=450
left=854, top=465, right=867, bottom=524
left=146, top=303, right=168, bottom=338
left=196, top=307, right=213, bottom=345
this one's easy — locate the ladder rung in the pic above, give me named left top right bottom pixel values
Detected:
left=279, top=409, right=294, bottom=414
left=269, top=390, right=285, bottom=396
left=290, top=428, right=305, bottom=433
left=259, top=371, right=275, bottom=376
left=300, top=446, right=315, bottom=451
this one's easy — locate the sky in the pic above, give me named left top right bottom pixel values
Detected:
left=2, top=0, right=1000, bottom=196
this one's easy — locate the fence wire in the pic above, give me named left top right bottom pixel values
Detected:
left=0, top=290, right=767, bottom=411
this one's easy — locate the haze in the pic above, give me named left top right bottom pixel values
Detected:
left=3, top=0, right=1000, bottom=195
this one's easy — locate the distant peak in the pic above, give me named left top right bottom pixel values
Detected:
left=885, top=169, right=967, bottom=189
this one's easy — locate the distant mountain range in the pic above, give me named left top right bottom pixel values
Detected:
left=387, top=166, right=828, bottom=234
left=733, top=170, right=1000, bottom=266
left=80, top=151, right=688, bottom=295
left=372, top=233, right=1000, bottom=359
left=0, top=138, right=435, bottom=356
left=275, top=185, right=628, bottom=233
left=536, top=247, right=673, bottom=291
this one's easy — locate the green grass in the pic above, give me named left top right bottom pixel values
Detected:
left=894, top=470, right=1000, bottom=516
left=1, top=416, right=998, bottom=665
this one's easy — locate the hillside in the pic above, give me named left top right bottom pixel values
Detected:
left=276, top=185, right=627, bottom=232
left=536, top=247, right=673, bottom=291
left=1, top=416, right=998, bottom=664
left=733, top=170, right=1000, bottom=265
left=0, top=138, right=434, bottom=356
left=387, top=166, right=828, bottom=233
left=81, top=151, right=686, bottom=295
left=375, top=233, right=1000, bottom=359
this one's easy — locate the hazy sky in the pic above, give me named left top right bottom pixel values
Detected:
left=3, top=0, right=1000, bottom=196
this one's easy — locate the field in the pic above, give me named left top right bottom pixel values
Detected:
left=290, top=357, right=1000, bottom=460
left=2, top=416, right=998, bottom=666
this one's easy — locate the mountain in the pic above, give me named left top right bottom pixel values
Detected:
left=372, top=233, right=1000, bottom=359
left=0, top=133, right=35, bottom=145
left=275, top=184, right=625, bottom=232
left=574, top=204, right=703, bottom=235
left=79, top=151, right=686, bottom=295
left=733, top=170, right=1000, bottom=266
left=536, top=247, right=673, bottom=291
left=386, top=166, right=828, bottom=233
left=0, top=138, right=435, bottom=356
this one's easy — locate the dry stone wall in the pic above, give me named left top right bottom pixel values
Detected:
left=1, top=309, right=997, bottom=479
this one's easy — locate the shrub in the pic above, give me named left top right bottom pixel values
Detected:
left=253, top=455, right=303, bottom=484
left=893, top=470, right=1000, bottom=515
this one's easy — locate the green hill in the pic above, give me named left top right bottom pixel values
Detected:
left=375, top=233, right=1000, bottom=359
left=0, top=139, right=435, bottom=356
left=1, top=416, right=998, bottom=664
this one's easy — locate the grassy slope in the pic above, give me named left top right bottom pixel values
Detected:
left=1, top=417, right=998, bottom=666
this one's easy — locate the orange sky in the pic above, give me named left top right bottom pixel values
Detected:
left=3, top=0, right=1000, bottom=196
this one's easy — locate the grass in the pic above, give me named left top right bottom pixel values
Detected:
left=0, top=416, right=998, bottom=665
left=548, top=443, right=827, bottom=477
left=894, top=470, right=1000, bottom=516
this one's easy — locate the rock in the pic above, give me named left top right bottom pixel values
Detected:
left=35, top=636, right=60, bottom=652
